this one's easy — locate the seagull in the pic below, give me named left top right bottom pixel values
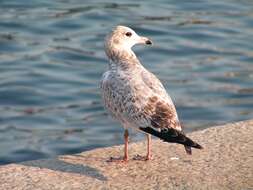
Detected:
left=101, top=25, right=203, bottom=162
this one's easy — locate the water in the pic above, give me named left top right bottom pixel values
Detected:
left=0, top=0, right=252, bottom=165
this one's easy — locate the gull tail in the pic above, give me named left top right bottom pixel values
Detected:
left=139, top=127, right=203, bottom=154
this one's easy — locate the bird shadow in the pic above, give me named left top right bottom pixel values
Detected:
left=21, top=158, right=107, bottom=181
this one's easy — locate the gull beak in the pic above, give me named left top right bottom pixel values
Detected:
left=138, top=36, right=153, bottom=45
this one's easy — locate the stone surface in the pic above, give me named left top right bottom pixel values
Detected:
left=0, top=120, right=253, bottom=190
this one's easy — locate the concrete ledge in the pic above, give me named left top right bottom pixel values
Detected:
left=0, top=120, right=253, bottom=190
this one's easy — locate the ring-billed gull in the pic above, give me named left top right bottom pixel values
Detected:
left=101, top=25, right=203, bottom=162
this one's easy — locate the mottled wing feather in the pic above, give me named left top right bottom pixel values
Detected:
left=141, top=70, right=182, bottom=131
left=142, top=96, right=182, bottom=131
left=141, top=70, right=168, bottom=99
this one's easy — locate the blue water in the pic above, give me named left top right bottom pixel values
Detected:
left=0, top=0, right=252, bottom=165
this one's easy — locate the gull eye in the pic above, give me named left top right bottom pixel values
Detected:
left=125, top=32, right=132, bottom=37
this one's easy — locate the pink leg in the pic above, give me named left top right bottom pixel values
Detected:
left=133, top=134, right=152, bottom=161
left=146, top=134, right=152, bottom=160
left=123, top=129, right=129, bottom=161
left=108, top=129, right=129, bottom=163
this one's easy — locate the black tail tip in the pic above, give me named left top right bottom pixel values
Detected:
left=185, top=143, right=203, bottom=155
left=195, top=143, right=203, bottom=149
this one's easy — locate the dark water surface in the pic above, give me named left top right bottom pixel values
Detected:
left=0, top=0, right=252, bottom=164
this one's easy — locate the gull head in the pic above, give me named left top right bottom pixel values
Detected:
left=104, top=25, right=152, bottom=61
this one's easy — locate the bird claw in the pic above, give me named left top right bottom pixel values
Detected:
left=107, top=156, right=128, bottom=163
left=133, top=154, right=152, bottom=161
